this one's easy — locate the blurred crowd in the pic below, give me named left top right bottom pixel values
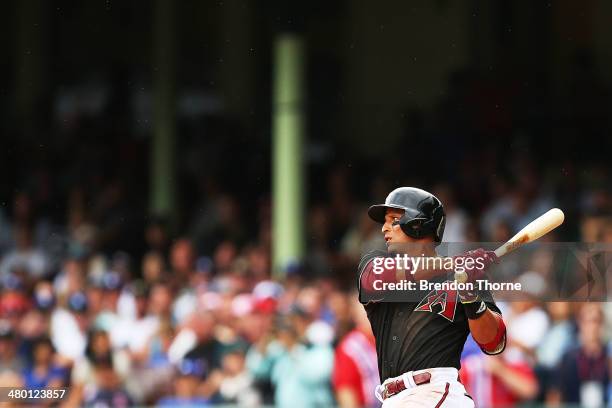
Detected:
left=0, top=167, right=610, bottom=408
left=0, top=30, right=611, bottom=404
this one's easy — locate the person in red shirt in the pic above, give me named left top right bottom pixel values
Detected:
left=333, top=299, right=380, bottom=407
left=460, top=343, right=538, bottom=406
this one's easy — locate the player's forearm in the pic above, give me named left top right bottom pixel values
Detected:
left=467, top=308, right=506, bottom=354
left=468, top=309, right=499, bottom=344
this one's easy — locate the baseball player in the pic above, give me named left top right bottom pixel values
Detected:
left=359, top=187, right=506, bottom=407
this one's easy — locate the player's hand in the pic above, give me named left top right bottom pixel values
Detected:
left=458, top=286, right=480, bottom=303
left=455, top=248, right=498, bottom=283
left=455, top=248, right=497, bottom=303
left=480, top=249, right=498, bottom=267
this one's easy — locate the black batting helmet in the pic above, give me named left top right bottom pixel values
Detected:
left=368, top=187, right=446, bottom=242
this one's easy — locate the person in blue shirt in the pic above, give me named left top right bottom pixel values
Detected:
left=22, top=336, right=67, bottom=389
left=157, top=357, right=210, bottom=407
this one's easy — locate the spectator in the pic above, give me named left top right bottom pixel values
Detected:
left=213, top=240, right=238, bottom=276
left=179, top=312, right=223, bottom=371
left=123, top=317, right=176, bottom=404
left=157, top=358, right=210, bottom=407
left=216, top=348, right=260, bottom=406
left=145, top=318, right=175, bottom=368
left=0, top=224, right=50, bottom=281
left=460, top=276, right=547, bottom=406
left=0, top=321, right=25, bottom=376
left=82, top=353, right=133, bottom=408
left=460, top=349, right=539, bottom=407
left=113, top=281, right=159, bottom=357
left=535, top=302, right=575, bottom=400
left=50, top=291, right=89, bottom=361
left=0, top=275, right=32, bottom=333
left=246, top=306, right=335, bottom=407
left=70, top=329, right=131, bottom=404
left=17, top=283, right=54, bottom=366
left=503, top=277, right=550, bottom=359
left=169, top=239, right=196, bottom=291
left=53, top=256, right=87, bottom=301
left=94, top=271, right=124, bottom=339
left=142, top=251, right=167, bottom=286
left=549, top=303, right=609, bottom=407
left=22, top=336, right=67, bottom=389
left=332, top=298, right=380, bottom=408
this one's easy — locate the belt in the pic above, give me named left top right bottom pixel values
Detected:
left=382, top=372, right=431, bottom=400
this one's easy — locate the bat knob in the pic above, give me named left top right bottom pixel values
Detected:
left=454, top=271, right=468, bottom=284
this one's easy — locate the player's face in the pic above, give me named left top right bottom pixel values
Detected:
left=382, top=208, right=418, bottom=245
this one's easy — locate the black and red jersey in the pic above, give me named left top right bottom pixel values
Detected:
left=358, top=250, right=502, bottom=381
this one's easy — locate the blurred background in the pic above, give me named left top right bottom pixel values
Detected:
left=0, top=0, right=611, bottom=407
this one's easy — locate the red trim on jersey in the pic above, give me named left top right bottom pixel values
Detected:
left=434, top=383, right=450, bottom=408
left=476, top=311, right=506, bottom=353
left=359, top=257, right=413, bottom=296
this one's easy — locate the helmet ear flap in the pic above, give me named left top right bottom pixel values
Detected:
left=398, top=217, right=426, bottom=239
left=398, top=209, right=445, bottom=242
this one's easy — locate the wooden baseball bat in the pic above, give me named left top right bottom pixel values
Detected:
left=455, top=208, right=564, bottom=283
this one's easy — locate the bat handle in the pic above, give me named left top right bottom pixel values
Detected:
left=494, top=246, right=506, bottom=258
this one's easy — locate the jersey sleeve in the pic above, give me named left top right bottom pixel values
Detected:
left=358, top=250, right=413, bottom=304
left=358, top=250, right=387, bottom=304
